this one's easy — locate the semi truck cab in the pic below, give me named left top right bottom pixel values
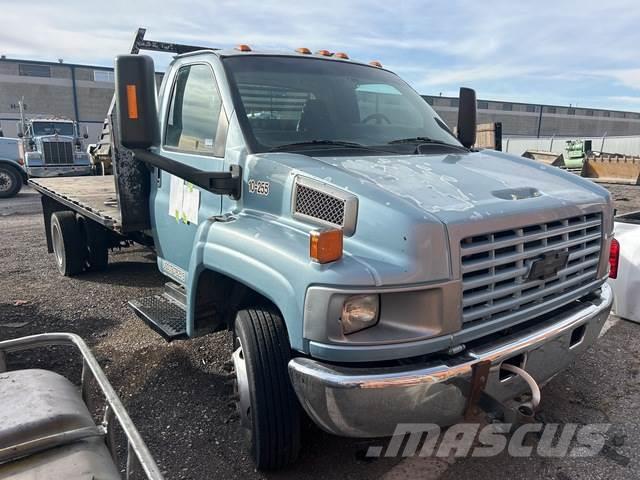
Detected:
left=18, top=117, right=92, bottom=177
left=30, top=30, right=615, bottom=470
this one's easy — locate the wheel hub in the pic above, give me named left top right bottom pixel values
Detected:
left=232, top=338, right=252, bottom=433
left=0, top=171, right=11, bottom=192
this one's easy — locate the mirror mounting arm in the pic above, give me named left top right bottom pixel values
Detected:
left=133, top=149, right=242, bottom=200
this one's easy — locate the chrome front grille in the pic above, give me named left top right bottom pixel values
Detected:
left=461, top=213, right=602, bottom=326
left=42, top=141, right=74, bottom=165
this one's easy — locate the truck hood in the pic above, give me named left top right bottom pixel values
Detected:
left=310, top=149, right=610, bottom=224
left=39, top=135, right=74, bottom=141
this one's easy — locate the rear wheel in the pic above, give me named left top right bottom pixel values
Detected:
left=51, top=211, right=85, bottom=276
left=77, top=215, right=109, bottom=271
left=0, top=165, right=21, bottom=198
left=232, top=308, right=301, bottom=470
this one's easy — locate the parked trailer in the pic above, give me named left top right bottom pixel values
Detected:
left=31, top=28, right=616, bottom=470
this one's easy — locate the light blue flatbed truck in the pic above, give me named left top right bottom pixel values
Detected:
left=31, top=29, right=615, bottom=470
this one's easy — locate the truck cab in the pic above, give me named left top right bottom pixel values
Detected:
left=0, top=135, right=27, bottom=198
left=18, top=118, right=92, bottom=177
left=31, top=31, right=615, bottom=471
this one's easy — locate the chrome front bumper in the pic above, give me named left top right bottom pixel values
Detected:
left=288, top=283, right=613, bottom=437
left=26, top=165, right=92, bottom=177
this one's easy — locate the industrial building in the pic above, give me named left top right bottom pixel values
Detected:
left=0, top=57, right=115, bottom=140
left=423, top=95, right=640, bottom=138
left=1, top=56, right=640, bottom=142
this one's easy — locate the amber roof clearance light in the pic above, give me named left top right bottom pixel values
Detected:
left=316, top=49, right=333, bottom=56
left=296, top=47, right=311, bottom=54
left=235, top=44, right=252, bottom=52
left=334, top=52, right=349, bottom=59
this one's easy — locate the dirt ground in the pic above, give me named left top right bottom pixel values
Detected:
left=1, top=184, right=639, bottom=480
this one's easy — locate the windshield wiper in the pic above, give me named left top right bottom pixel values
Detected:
left=388, top=136, right=451, bottom=146
left=387, top=136, right=468, bottom=152
left=270, top=140, right=387, bottom=152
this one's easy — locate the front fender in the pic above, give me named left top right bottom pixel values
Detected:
left=0, top=159, right=27, bottom=183
left=185, top=211, right=377, bottom=352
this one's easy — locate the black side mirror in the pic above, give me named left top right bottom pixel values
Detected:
left=457, top=87, right=477, bottom=149
left=115, top=55, right=159, bottom=149
left=82, top=126, right=89, bottom=139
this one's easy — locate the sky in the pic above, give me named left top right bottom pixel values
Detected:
left=1, top=0, right=639, bottom=112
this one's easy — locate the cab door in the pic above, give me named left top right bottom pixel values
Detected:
left=150, top=62, right=228, bottom=281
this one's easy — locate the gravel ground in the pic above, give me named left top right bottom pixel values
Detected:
left=1, top=184, right=639, bottom=479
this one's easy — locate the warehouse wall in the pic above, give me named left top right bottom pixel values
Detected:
left=0, top=58, right=161, bottom=142
left=425, top=96, right=640, bottom=138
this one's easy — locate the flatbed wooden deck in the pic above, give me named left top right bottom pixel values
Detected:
left=29, top=176, right=122, bottom=230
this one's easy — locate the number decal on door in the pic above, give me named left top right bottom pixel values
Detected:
left=248, top=179, right=270, bottom=196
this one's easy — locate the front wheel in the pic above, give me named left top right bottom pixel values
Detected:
left=0, top=165, right=22, bottom=198
left=232, top=308, right=301, bottom=470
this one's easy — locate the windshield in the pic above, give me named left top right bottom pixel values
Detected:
left=32, top=122, right=74, bottom=136
left=223, top=56, right=462, bottom=153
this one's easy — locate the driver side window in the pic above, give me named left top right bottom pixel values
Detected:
left=165, top=64, right=226, bottom=156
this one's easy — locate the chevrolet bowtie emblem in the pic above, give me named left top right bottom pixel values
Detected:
left=526, top=250, right=570, bottom=281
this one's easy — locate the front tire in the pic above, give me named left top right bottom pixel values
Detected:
left=232, top=308, right=301, bottom=470
left=51, top=211, right=85, bottom=276
left=0, top=165, right=22, bottom=198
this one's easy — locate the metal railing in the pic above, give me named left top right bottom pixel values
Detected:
left=0, top=332, right=163, bottom=480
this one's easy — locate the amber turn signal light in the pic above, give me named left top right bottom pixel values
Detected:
left=126, top=84, right=138, bottom=120
left=310, top=229, right=343, bottom=264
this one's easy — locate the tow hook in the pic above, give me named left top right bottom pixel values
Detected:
left=463, top=359, right=542, bottom=425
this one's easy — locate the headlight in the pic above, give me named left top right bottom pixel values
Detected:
left=340, top=294, right=379, bottom=335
